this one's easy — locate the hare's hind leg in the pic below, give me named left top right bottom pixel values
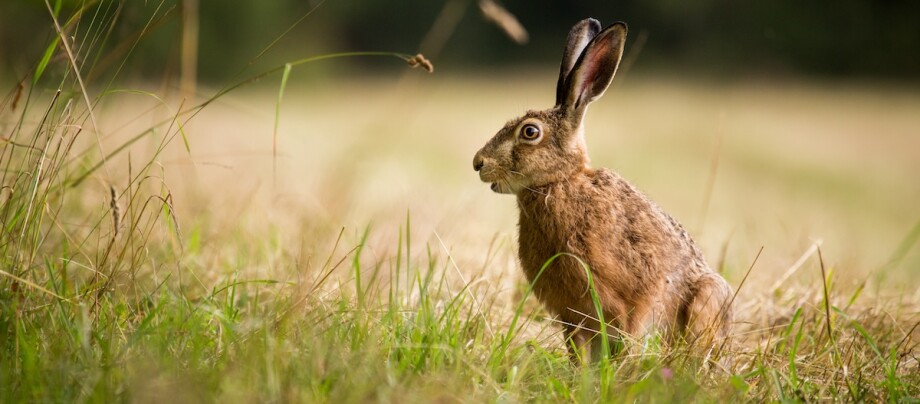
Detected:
left=565, top=324, right=623, bottom=364
left=564, top=324, right=594, bottom=364
left=685, top=273, right=733, bottom=344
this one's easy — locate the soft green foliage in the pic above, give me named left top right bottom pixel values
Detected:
left=5, top=0, right=920, bottom=80
left=2, top=223, right=918, bottom=401
left=1, top=2, right=918, bottom=403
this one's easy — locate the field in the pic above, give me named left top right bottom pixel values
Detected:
left=2, top=10, right=920, bottom=402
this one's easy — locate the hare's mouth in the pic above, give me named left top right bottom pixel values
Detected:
left=490, top=181, right=514, bottom=194
left=479, top=169, right=516, bottom=194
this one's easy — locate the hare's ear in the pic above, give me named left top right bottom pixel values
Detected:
left=560, top=22, right=627, bottom=119
left=555, top=18, right=602, bottom=106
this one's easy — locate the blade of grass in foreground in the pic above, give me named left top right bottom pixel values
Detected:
left=273, top=63, right=292, bottom=189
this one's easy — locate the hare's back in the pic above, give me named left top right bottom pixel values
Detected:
left=591, top=168, right=709, bottom=277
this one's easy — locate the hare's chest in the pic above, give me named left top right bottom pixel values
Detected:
left=516, top=201, right=598, bottom=299
left=516, top=225, right=589, bottom=316
left=516, top=188, right=612, bottom=266
left=517, top=203, right=591, bottom=265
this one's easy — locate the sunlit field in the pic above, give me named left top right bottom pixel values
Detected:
left=4, top=68, right=918, bottom=401
left=149, top=72, right=920, bottom=291
left=2, top=2, right=920, bottom=400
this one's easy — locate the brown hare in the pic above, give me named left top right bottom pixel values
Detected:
left=473, top=19, right=732, bottom=361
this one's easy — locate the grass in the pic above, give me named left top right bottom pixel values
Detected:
left=2, top=1, right=919, bottom=402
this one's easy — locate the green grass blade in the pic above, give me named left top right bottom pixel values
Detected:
left=879, top=218, right=920, bottom=272
left=852, top=321, right=883, bottom=360
left=273, top=63, right=292, bottom=188
left=33, top=37, right=60, bottom=86
left=352, top=224, right=372, bottom=308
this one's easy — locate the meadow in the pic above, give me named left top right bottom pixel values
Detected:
left=2, top=5, right=919, bottom=402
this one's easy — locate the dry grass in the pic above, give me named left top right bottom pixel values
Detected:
left=19, top=72, right=908, bottom=400
left=1, top=2, right=919, bottom=401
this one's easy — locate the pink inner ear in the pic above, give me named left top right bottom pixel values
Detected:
left=577, top=40, right=611, bottom=103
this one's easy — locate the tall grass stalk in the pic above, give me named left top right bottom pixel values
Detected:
left=0, top=1, right=917, bottom=402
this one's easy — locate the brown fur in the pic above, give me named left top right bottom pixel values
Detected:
left=473, top=20, right=732, bottom=361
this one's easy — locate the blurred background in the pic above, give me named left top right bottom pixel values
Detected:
left=1, top=0, right=918, bottom=292
left=3, top=0, right=920, bottom=81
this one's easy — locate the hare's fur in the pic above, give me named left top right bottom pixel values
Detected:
left=473, top=19, right=732, bottom=360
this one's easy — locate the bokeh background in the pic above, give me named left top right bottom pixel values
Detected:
left=4, top=1, right=920, bottom=80
left=2, top=0, right=919, bottom=292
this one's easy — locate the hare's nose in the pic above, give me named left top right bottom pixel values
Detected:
left=473, top=155, right=484, bottom=171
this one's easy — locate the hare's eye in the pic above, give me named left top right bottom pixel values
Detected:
left=520, top=124, right=542, bottom=142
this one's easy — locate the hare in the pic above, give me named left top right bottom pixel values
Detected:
left=473, top=19, right=732, bottom=361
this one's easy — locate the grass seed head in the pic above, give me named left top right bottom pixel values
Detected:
left=407, top=53, right=434, bottom=73
left=110, top=185, right=120, bottom=236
